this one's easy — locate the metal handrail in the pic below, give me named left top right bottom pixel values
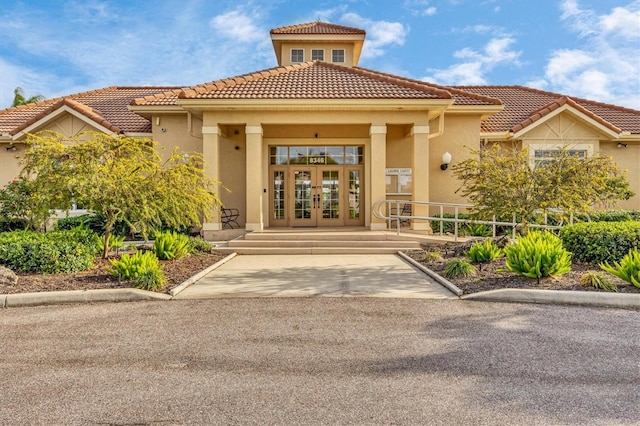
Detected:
left=373, top=200, right=573, bottom=240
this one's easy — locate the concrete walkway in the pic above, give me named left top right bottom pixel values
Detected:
left=174, top=254, right=457, bottom=299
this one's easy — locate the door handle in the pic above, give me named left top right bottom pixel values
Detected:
left=313, top=194, right=317, bottom=209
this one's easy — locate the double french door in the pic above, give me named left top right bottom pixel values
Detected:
left=270, top=166, right=364, bottom=227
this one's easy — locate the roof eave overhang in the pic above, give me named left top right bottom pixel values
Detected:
left=11, top=105, right=118, bottom=141
left=512, top=104, right=621, bottom=139
left=479, top=131, right=513, bottom=140
left=128, top=105, right=187, bottom=118
left=176, top=98, right=453, bottom=118
left=447, top=104, right=504, bottom=118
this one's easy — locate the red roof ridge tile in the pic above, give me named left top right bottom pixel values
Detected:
left=130, top=88, right=183, bottom=106
left=270, top=21, right=365, bottom=35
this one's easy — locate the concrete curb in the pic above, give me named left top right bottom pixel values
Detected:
left=462, top=288, right=640, bottom=309
left=397, top=251, right=464, bottom=297
left=169, top=252, right=238, bottom=297
left=3, top=288, right=170, bottom=308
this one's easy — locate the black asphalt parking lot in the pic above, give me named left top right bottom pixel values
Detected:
left=1, top=298, right=639, bottom=425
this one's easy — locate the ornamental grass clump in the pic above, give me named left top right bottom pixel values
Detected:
left=153, top=231, right=191, bottom=260
left=600, top=248, right=640, bottom=288
left=443, top=259, right=477, bottom=279
left=465, top=239, right=503, bottom=270
left=579, top=271, right=618, bottom=292
left=107, top=251, right=166, bottom=291
left=499, top=230, right=571, bottom=284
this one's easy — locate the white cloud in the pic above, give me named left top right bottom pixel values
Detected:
left=403, top=0, right=436, bottom=15
left=423, top=37, right=521, bottom=85
left=210, top=10, right=264, bottom=43
left=423, top=7, right=437, bottom=16
left=340, top=13, right=407, bottom=60
left=533, top=0, right=640, bottom=109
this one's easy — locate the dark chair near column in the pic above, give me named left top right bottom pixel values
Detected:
left=390, top=203, right=412, bottom=227
left=221, top=208, right=240, bottom=229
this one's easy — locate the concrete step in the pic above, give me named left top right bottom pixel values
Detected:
left=228, top=239, right=421, bottom=249
left=244, top=232, right=390, bottom=241
left=214, top=247, right=422, bottom=255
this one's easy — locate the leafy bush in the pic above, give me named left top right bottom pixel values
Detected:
left=500, top=230, right=571, bottom=284
left=97, top=234, right=126, bottom=255
left=443, top=259, right=477, bottom=279
left=0, top=229, right=100, bottom=273
left=466, top=240, right=503, bottom=270
left=423, top=250, right=443, bottom=262
left=463, top=223, right=492, bottom=237
left=430, top=213, right=470, bottom=234
left=600, top=248, right=640, bottom=288
left=574, top=210, right=640, bottom=222
left=188, top=236, right=212, bottom=253
left=559, top=221, right=640, bottom=264
left=0, top=219, right=28, bottom=232
left=107, top=251, right=165, bottom=290
left=579, top=271, right=618, bottom=292
left=154, top=231, right=191, bottom=260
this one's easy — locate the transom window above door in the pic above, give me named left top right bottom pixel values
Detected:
left=270, top=146, right=364, bottom=165
left=291, top=49, right=304, bottom=63
left=311, top=49, right=324, bottom=61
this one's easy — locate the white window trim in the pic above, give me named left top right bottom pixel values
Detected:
left=331, top=49, right=345, bottom=63
left=311, top=49, right=325, bottom=61
left=290, top=48, right=304, bottom=63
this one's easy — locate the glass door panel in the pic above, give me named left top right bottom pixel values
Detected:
left=322, top=170, right=339, bottom=219
left=294, top=170, right=312, bottom=219
left=273, top=170, right=285, bottom=220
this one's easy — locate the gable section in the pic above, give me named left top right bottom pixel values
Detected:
left=513, top=102, right=621, bottom=140
left=12, top=103, right=119, bottom=140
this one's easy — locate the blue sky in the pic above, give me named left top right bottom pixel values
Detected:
left=1, top=0, right=639, bottom=109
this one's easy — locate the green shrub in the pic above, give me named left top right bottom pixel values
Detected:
left=0, top=229, right=99, bottom=273
left=443, top=259, right=477, bottom=279
left=466, top=240, right=503, bottom=270
left=559, top=221, right=640, bottom=264
left=500, top=230, right=571, bottom=284
left=188, top=236, right=212, bottom=253
left=463, top=223, right=492, bottom=237
left=107, top=251, right=165, bottom=290
left=134, top=267, right=166, bottom=291
left=0, top=219, right=28, bottom=232
left=56, top=215, right=88, bottom=231
left=579, top=271, right=618, bottom=292
left=430, top=213, right=470, bottom=234
left=600, top=248, right=640, bottom=288
left=154, top=231, right=191, bottom=260
left=423, top=250, right=443, bottom=262
left=97, top=234, right=126, bottom=255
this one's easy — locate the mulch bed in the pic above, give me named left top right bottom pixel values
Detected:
left=406, top=249, right=640, bottom=295
left=1, top=252, right=225, bottom=295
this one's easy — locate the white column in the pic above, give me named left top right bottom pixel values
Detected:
left=202, top=125, right=222, bottom=234
left=412, top=124, right=431, bottom=231
left=245, top=124, right=264, bottom=231
left=370, top=124, right=387, bottom=231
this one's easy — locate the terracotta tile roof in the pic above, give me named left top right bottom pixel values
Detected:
left=270, top=21, right=365, bottom=35
left=135, top=62, right=492, bottom=105
left=0, top=86, right=179, bottom=136
left=455, top=85, right=640, bottom=135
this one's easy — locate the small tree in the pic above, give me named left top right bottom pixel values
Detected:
left=0, top=177, right=50, bottom=230
left=452, top=144, right=633, bottom=231
left=20, top=131, right=221, bottom=257
left=11, top=87, right=45, bottom=107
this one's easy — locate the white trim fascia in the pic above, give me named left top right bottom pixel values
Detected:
left=512, top=104, right=620, bottom=139
left=270, top=34, right=364, bottom=41
left=124, top=132, right=153, bottom=137
left=176, top=98, right=453, bottom=111
left=447, top=104, right=504, bottom=116
left=13, top=105, right=117, bottom=140
left=618, top=133, right=639, bottom=141
left=128, top=105, right=185, bottom=114
left=480, top=131, right=513, bottom=140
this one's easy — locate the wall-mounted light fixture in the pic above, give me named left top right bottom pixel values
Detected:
left=440, top=152, right=452, bottom=170
left=5, top=145, right=16, bottom=151
left=617, top=142, right=628, bottom=148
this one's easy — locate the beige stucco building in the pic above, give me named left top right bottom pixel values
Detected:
left=1, top=21, right=639, bottom=238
